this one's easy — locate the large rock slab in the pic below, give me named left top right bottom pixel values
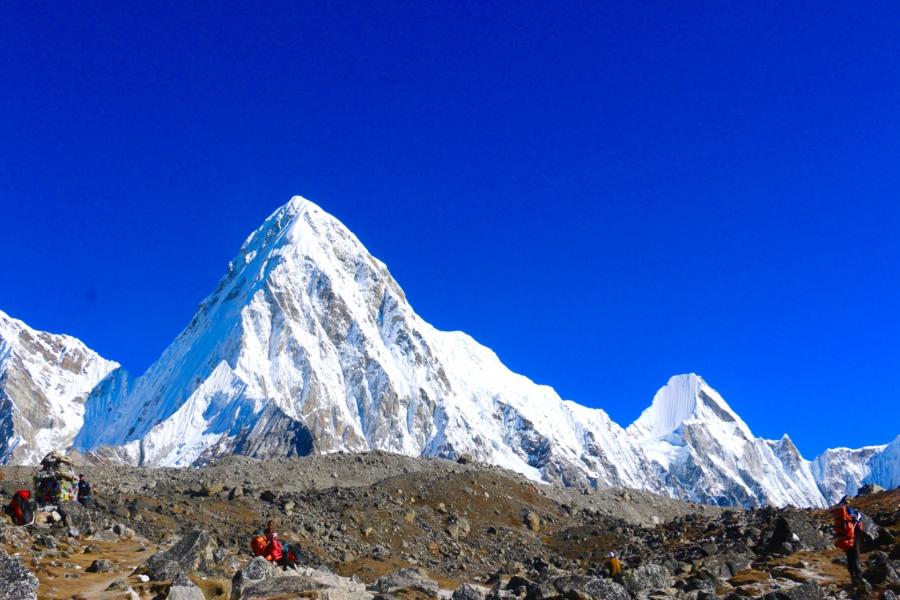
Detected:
left=761, top=582, right=824, bottom=600
left=622, top=563, right=673, bottom=593
left=371, top=568, right=439, bottom=598
left=232, top=560, right=372, bottom=600
left=0, top=547, right=39, bottom=600
left=145, top=529, right=218, bottom=580
left=550, top=575, right=631, bottom=600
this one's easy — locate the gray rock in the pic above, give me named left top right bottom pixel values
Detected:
left=452, top=584, right=485, bottom=600
left=113, top=523, right=136, bottom=538
left=86, top=559, right=114, bottom=573
left=550, top=576, right=631, bottom=600
left=761, top=583, right=824, bottom=600
left=863, top=551, right=900, bottom=585
left=622, top=564, right=673, bottom=593
left=0, top=547, right=38, bottom=600
left=167, top=583, right=205, bottom=600
left=234, top=563, right=372, bottom=600
left=57, top=501, right=95, bottom=534
left=145, top=529, right=218, bottom=580
left=763, top=513, right=826, bottom=555
left=857, top=512, right=895, bottom=552
left=371, top=568, right=439, bottom=597
left=105, top=579, right=129, bottom=591
left=230, top=557, right=276, bottom=600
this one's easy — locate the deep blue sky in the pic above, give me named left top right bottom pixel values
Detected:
left=2, top=1, right=899, bottom=457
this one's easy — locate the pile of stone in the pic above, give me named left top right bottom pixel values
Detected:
left=32, top=451, right=78, bottom=505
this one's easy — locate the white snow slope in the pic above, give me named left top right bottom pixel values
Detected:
left=6, top=196, right=896, bottom=508
left=0, top=310, right=118, bottom=464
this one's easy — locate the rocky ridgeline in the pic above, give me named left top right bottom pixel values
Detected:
left=0, top=452, right=897, bottom=600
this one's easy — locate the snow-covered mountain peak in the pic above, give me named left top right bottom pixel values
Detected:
left=14, top=195, right=890, bottom=508
left=626, top=373, right=750, bottom=442
left=0, top=310, right=118, bottom=463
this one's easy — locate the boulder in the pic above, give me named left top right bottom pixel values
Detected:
left=761, top=582, right=824, bottom=600
left=105, top=579, right=129, bottom=591
left=233, top=562, right=372, bottom=600
left=621, top=564, right=673, bottom=593
left=57, top=501, right=96, bottom=534
left=167, top=581, right=205, bottom=600
left=199, top=481, right=224, bottom=497
left=230, top=557, right=276, bottom=599
left=863, top=551, right=900, bottom=585
left=86, top=559, right=114, bottom=573
left=695, top=554, right=752, bottom=580
left=371, top=568, right=439, bottom=597
left=763, top=513, right=826, bottom=555
left=145, top=529, right=218, bottom=580
left=856, top=483, right=886, bottom=496
left=550, top=576, right=631, bottom=600
left=0, top=547, right=38, bottom=600
left=113, top=523, right=136, bottom=539
left=857, top=512, right=895, bottom=552
left=453, top=583, right=485, bottom=600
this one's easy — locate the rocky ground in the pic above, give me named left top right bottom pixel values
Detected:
left=0, top=451, right=896, bottom=600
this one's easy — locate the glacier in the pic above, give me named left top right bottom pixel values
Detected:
left=2, top=196, right=897, bottom=508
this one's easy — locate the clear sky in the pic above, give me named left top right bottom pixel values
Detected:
left=2, top=2, right=898, bottom=457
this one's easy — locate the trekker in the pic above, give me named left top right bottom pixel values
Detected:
left=262, top=521, right=283, bottom=563
left=77, top=474, right=92, bottom=506
left=605, top=551, right=623, bottom=583
left=833, top=496, right=869, bottom=591
left=7, top=490, right=35, bottom=526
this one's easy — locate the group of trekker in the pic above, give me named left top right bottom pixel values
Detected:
left=6, top=473, right=92, bottom=526
left=251, top=520, right=301, bottom=568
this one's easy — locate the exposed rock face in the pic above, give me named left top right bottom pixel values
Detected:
left=0, top=310, right=117, bottom=464
left=145, top=528, right=218, bottom=580
left=0, top=546, right=38, bottom=600
left=231, top=559, right=372, bottom=600
left=550, top=576, right=631, bottom=600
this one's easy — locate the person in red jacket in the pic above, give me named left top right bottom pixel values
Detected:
left=263, top=520, right=283, bottom=563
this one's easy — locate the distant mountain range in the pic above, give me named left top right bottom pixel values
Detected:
left=2, top=197, right=897, bottom=508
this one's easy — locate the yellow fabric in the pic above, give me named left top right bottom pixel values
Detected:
left=608, top=557, right=622, bottom=577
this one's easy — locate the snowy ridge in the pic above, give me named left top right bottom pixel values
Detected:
left=0, top=310, right=118, bottom=463
left=3, top=196, right=897, bottom=507
left=626, top=374, right=827, bottom=507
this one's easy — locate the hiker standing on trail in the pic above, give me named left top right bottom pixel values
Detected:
left=77, top=474, right=92, bottom=506
left=833, top=496, right=869, bottom=590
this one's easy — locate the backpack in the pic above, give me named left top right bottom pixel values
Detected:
left=9, top=490, right=34, bottom=526
left=833, top=505, right=859, bottom=550
left=251, top=534, right=268, bottom=557
left=280, top=541, right=300, bottom=566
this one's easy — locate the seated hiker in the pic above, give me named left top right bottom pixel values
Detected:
left=251, top=521, right=283, bottom=563
left=77, top=474, right=93, bottom=506
left=7, top=490, right=35, bottom=526
left=605, top=551, right=623, bottom=583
